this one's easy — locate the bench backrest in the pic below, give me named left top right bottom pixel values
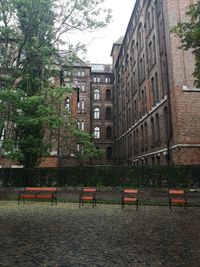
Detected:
left=123, top=189, right=138, bottom=194
left=82, top=187, right=96, bottom=193
left=25, top=187, right=57, bottom=192
left=169, top=189, right=185, bottom=196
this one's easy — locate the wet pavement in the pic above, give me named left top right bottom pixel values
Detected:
left=0, top=201, right=199, bottom=267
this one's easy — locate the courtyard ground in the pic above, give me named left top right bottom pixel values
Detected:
left=0, top=201, right=199, bottom=267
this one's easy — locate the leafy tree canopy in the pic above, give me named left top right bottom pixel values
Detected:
left=172, top=2, right=200, bottom=87
left=0, top=0, right=111, bottom=167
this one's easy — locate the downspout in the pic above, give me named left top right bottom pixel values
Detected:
left=160, top=1, right=174, bottom=165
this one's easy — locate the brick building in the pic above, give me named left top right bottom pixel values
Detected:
left=90, top=64, right=114, bottom=164
left=1, top=0, right=200, bottom=167
left=111, top=0, right=200, bottom=165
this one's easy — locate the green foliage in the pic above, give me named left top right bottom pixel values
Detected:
left=0, top=166, right=200, bottom=188
left=0, top=0, right=111, bottom=167
left=172, top=3, right=200, bottom=87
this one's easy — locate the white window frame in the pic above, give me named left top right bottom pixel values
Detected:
left=94, top=127, right=100, bottom=139
left=65, top=97, right=70, bottom=112
left=94, top=88, right=100, bottom=100
left=81, top=121, right=85, bottom=130
left=94, top=107, right=100, bottom=119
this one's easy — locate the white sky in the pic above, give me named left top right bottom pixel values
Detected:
left=64, top=0, right=136, bottom=64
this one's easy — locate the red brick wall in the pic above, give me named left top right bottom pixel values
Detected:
left=164, top=0, right=200, bottom=164
left=39, top=157, right=58, bottom=167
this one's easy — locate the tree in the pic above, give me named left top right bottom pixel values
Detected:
left=172, top=2, right=200, bottom=87
left=0, top=0, right=111, bottom=167
left=63, top=115, right=104, bottom=166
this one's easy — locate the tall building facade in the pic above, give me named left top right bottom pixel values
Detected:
left=111, top=0, right=200, bottom=166
left=90, top=64, right=114, bottom=164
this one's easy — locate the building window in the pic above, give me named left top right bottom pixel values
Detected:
left=65, top=97, right=70, bottom=112
left=163, top=107, right=169, bottom=143
left=144, top=122, right=148, bottom=151
left=78, top=71, right=85, bottom=76
left=105, top=77, right=110, bottom=83
left=79, top=84, right=85, bottom=92
left=106, top=127, right=112, bottom=139
left=139, top=55, right=145, bottom=83
left=94, top=88, right=100, bottom=100
left=77, top=143, right=84, bottom=153
left=105, top=107, right=112, bottom=120
left=151, top=117, right=155, bottom=147
left=141, top=88, right=147, bottom=115
left=93, top=76, right=100, bottom=83
left=137, top=25, right=143, bottom=51
left=81, top=120, right=85, bottom=131
left=77, top=143, right=80, bottom=151
left=106, top=146, right=112, bottom=159
left=155, top=114, right=160, bottom=145
left=77, top=102, right=80, bottom=112
left=81, top=99, right=85, bottom=112
left=106, top=89, right=111, bottom=101
left=151, top=73, right=159, bottom=106
left=94, top=107, right=100, bottom=119
left=77, top=120, right=80, bottom=129
left=141, top=125, right=144, bottom=152
left=0, top=127, right=5, bottom=148
left=94, top=127, right=100, bottom=139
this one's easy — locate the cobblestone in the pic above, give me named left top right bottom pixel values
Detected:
left=0, top=201, right=199, bottom=266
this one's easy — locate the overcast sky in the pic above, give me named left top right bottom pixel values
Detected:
left=64, top=0, right=136, bottom=64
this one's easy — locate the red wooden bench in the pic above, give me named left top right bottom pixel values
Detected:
left=122, top=189, right=139, bottom=210
left=18, top=187, right=58, bottom=206
left=79, top=187, right=96, bottom=208
left=168, top=189, right=188, bottom=211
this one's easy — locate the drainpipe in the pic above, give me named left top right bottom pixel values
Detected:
left=160, top=1, right=174, bottom=165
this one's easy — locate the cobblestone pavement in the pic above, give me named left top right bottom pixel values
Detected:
left=0, top=201, right=199, bottom=267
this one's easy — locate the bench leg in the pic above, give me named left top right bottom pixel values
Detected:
left=169, top=200, right=172, bottom=212
left=121, top=199, right=124, bottom=209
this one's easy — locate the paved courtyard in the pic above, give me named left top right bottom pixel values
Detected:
left=0, top=201, right=199, bottom=267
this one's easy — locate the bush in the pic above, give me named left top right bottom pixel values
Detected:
left=0, top=166, right=199, bottom=188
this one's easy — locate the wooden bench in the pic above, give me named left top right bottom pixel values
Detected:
left=18, top=187, right=58, bottom=206
left=168, top=189, right=188, bottom=211
left=122, top=189, right=139, bottom=210
left=79, top=187, right=96, bottom=208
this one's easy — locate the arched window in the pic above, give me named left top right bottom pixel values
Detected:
left=65, top=97, right=70, bottom=112
left=106, top=89, right=111, bottom=101
left=144, top=122, right=148, bottom=151
left=106, top=127, right=112, bottom=138
left=141, top=125, right=144, bottom=152
left=163, top=107, right=169, bottom=142
left=81, top=99, right=85, bottom=111
left=94, top=127, right=100, bottom=139
left=94, top=88, right=100, bottom=100
left=137, top=24, right=143, bottom=51
left=94, top=107, right=100, bottom=119
left=155, top=113, right=160, bottom=145
left=81, top=120, right=85, bottom=131
left=105, top=107, right=112, bottom=120
left=151, top=117, right=155, bottom=147
left=77, top=102, right=80, bottom=112
left=106, top=146, right=112, bottom=159
left=77, top=120, right=80, bottom=130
